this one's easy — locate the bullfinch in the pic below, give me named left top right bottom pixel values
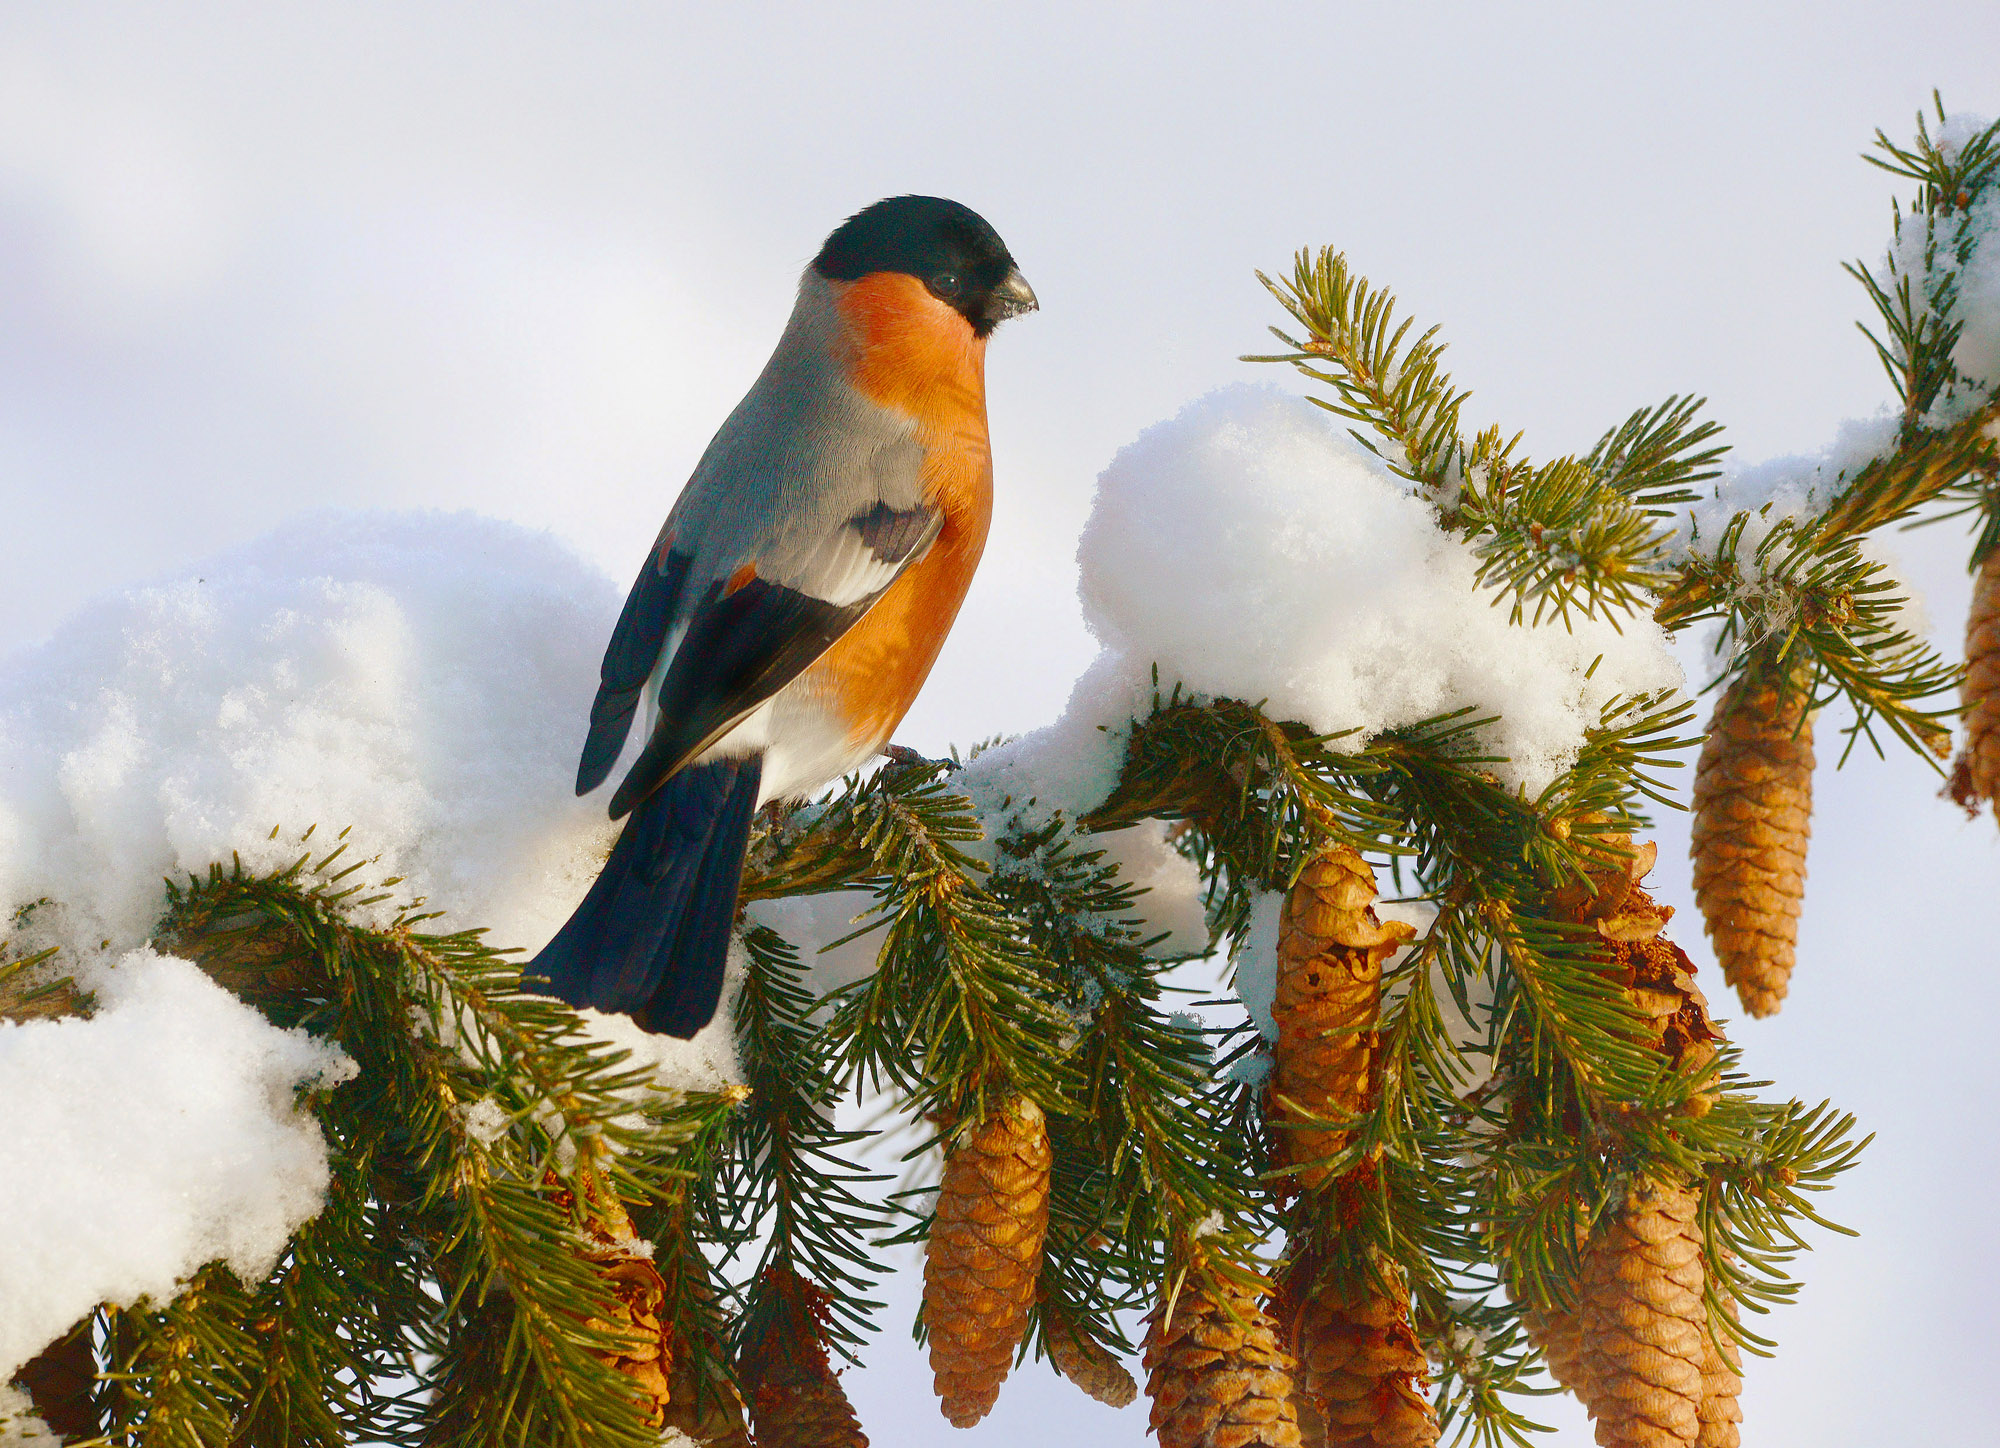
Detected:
left=531, top=196, right=1037, bottom=1037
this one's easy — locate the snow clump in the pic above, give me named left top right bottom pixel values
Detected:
left=962, top=386, right=1681, bottom=827
left=0, top=510, right=623, bottom=965
left=0, top=947, right=355, bottom=1382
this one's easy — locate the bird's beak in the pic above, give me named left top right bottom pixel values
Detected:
left=984, top=267, right=1039, bottom=324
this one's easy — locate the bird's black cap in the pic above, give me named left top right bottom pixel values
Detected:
left=814, top=195, right=1036, bottom=335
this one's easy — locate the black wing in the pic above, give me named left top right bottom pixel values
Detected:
left=576, top=545, right=693, bottom=795
left=603, top=501, right=942, bottom=819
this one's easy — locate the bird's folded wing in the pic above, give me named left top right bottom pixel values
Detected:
left=576, top=540, right=691, bottom=795
left=603, top=500, right=944, bottom=818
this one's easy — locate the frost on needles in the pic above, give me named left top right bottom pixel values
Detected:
left=4, top=99, right=1999, bottom=1448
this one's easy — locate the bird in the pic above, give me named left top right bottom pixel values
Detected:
left=530, top=196, right=1037, bottom=1037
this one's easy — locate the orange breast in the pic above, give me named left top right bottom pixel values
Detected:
left=808, top=273, right=995, bottom=745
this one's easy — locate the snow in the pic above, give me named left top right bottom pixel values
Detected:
left=1233, top=889, right=1285, bottom=1042
left=0, top=509, right=740, bottom=1353
left=457, top=1094, right=512, bottom=1147
left=0, top=509, right=744, bottom=1083
left=1945, top=184, right=2000, bottom=407
left=0, top=1388, right=58, bottom=1448
left=0, top=509, right=622, bottom=966
left=961, top=386, right=1681, bottom=828
left=1675, top=411, right=1901, bottom=560
left=573, top=992, right=743, bottom=1098
left=0, top=947, right=355, bottom=1383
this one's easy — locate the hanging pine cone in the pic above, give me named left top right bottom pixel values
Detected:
left=1694, top=1304, right=1743, bottom=1448
left=1280, top=1260, right=1439, bottom=1448
left=1956, top=550, right=2000, bottom=819
left=658, top=1253, right=753, bottom=1448
left=740, top=1268, right=869, bottom=1448
left=1043, top=1298, right=1139, bottom=1408
left=1144, top=1270, right=1304, bottom=1448
left=1576, top=1176, right=1708, bottom=1448
left=661, top=1347, right=754, bottom=1448
left=1269, top=847, right=1415, bottom=1190
left=1690, top=662, right=1814, bottom=1017
left=544, top=1171, right=675, bottom=1426
left=924, top=1093, right=1053, bottom=1426
left=1548, top=835, right=1723, bottom=1115
left=1523, top=1304, right=1594, bottom=1402
left=1525, top=844, right=1735, bottom=1443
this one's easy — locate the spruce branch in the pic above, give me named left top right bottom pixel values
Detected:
left=1249, top=247, right=1472, bottom=496
left=725, top=923, right=891, bottom=1358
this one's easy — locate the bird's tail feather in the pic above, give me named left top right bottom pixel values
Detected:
left=528, top=755, right=762, bottom=1038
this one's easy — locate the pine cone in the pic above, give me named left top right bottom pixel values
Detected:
left=1144, top=1273, right=1304, bottom=1448
left=924, top=1094, right=1053, bottom=1426
left=661, top=1347, right=754, bottom=1448
left=1576, top=1177, right=1707, bottom=1448
left=1548, top=836, right=1722, bottom=1115
left=1523, top=1305, right=1594, bottom=1401
left=1269, top=848, right=1415, bottom=1190
left=1283, top=1264, right=1439, bottom=1448
left=658, top=1253, right=753, bottom=1448
left=1525, top=844, right=1737, bottom=1445
left=1694, top=1307, right=1743, bottom=1448
left=1044, top=1301, right=1139, bottom=1408
left=545, top=1172, right=676, bottom=1426
left=1690, top=665, right=1814, bottom=1017
left=1960, top=551, right=2000, bottom=819
left=749, top=1362, right=869, bottom=1448
left=741, top=1268, right=869, bottom=1448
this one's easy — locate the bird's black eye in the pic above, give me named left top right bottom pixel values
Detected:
left=928, top=270, right=963, bottom=300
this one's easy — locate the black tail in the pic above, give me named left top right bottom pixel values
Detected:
left=529, top=755, right=762, bottom=1038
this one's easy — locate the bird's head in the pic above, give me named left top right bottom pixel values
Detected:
left=814, top=195, right=1037, bottom=338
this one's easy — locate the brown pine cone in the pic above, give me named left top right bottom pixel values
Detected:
left=1690, top=663, right=1814, bottom=1017
left=1525, top=844, right=1736, bottom=1444
left=1269, top=847, right=1415, bottom=1190
left=1145, top=1272, right=1304, bottom=1448
left=1283, top=1264, right=1439, bottom=1448
left=1959, top=550, right=2000, bottom=819
left=1694, top=1309, right=1743, bottom=1448
left=1576, top=1177, right=1707, bottom=1448
left=545, top=1171, right=676, bottom=1426
left=741, top=1268, right=869, bottom=1448
left=1547, top=837, right=1723, bottom=1115
left=1524, top=1305, right=1594, bottom=1401
left=661, top=1346, right=754, bottom=1448
left=1044, top=1300, right=1139, bottom=1408
left=750, top=1363, right=869, bottom=1448
left=924, top=1094, right=1053, bottom=1426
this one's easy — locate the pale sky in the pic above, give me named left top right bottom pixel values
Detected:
left=5, top=4, right=1999, bottom=1444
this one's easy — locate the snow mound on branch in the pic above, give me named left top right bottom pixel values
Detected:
left=1675, top=410, right=1900, bottom=559
left=0, top=947, right=355, bottom=1382
left=0, top=510, right=622, bottom=961
left=962, top=387, right=1680, bottom=824
left=1944, top=182, right=2000, bottom=407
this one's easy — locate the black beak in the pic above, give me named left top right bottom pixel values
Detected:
left=983, top=267, right=1039, bottom=325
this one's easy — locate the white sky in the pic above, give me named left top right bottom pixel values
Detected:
left=4, top=4, right=1998, bottom=1444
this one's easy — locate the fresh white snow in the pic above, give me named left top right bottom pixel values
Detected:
left=0, top=1386, right=59, bottom=1448
left=962, top=386, right=1682, bottom=829
left=0, top=509, right=622, bottom=966
left=0, top=947, right=354, bottom=1383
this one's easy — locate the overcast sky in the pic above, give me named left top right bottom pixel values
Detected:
left=5, top=4, right=1999, bottom=1444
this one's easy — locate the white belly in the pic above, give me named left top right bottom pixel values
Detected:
left=691, top=675, right=883, bottom=807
